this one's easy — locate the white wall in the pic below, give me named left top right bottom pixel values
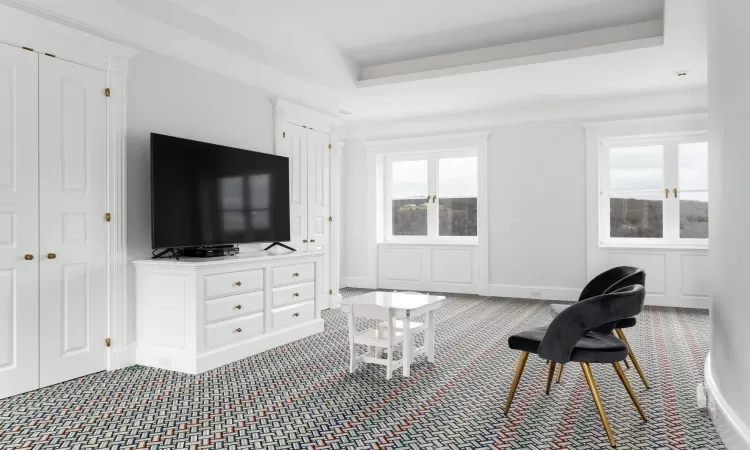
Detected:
left=340, top=90, right=706, bottom=300
left=126, top=50, right=274, bottom=344
left=707, top=0, right=750, bottom=447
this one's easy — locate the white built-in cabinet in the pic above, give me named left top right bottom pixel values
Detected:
left=0, top=7, right=135, bottom=399
left=274, top=100, right=341, bottom=309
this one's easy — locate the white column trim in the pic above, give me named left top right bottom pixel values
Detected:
left=705, top=353, right=750, bottom=450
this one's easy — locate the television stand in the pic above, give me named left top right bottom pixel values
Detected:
left=264, top=242, right=296, bottom=252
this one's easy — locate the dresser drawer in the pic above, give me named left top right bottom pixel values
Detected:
left=205, top=291, right=264, bottom=324
left=272, top=301, right=315, bottom=331
left=204, top=313, right=264, bottom=350
left=205, top=269, right=263, bottom=299
left=271, top=263, right=314, bottom=287
left=271, top=282, right=315, bottom=308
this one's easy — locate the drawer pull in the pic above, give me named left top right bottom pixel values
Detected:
left=293, top=272, right=299, bottom=277
left=293, top=292, right=299, bottom=297
left=235, top=328, right=242, bottom=333
left=235, top=305, right=242, bottom=310
left=293, top=312, right=300, bottom=317
left=235, top=281, right=242, bottom=286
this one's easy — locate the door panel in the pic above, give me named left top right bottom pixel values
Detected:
left=278, top=123, right=307, bottom=250
left=39, top=56, right=107, bottom=387
left=0, top=43, right=39, bottom=399
left=306, top=130, right=330, bottom=297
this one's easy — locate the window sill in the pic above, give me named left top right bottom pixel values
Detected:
left=380, top=241, right=479, bottom=247
left=599, top=244, right=708, bottom=251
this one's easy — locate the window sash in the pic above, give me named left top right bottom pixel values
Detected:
left=385, top=149, right=478, bottom=242
left=599, top=135, right=708, bottom=248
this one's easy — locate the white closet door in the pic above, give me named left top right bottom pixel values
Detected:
left=278, top=123, right=307, bottom=250
left=0, top=44, right=39, bottom=398
left=38, top=56, right=108, bottom=387
left=306, top=130, right=330, bottom=297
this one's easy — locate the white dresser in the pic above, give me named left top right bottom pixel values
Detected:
left=132, top=251, right=325, bottom=374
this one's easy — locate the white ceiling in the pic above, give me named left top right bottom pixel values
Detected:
left=9, top=0, right=707, bottom=122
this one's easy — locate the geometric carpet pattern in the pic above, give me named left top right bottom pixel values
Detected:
left=0, top=289, right=724, bottom=449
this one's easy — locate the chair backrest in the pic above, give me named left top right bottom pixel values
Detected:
left=578, top=266, right=645, bottom=302
left=537, top=284, right=646, bottom=363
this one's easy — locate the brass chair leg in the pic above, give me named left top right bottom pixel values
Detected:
left=556, top=363, right=564, bottom=384
left=504, top=351, right=529, bottom=415
left=581, top=363, right=616, bottom=448
left=612, top=361, right=647, bottom=422
left=546, top=361, right=556, bottom=395
left=611, top=330, right=630, bottom=369
left=615, top=328, right=650, bottom=389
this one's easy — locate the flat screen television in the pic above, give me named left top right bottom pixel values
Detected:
left=150, top=133, right=290, bottom=249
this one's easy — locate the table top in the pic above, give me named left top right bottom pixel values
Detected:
left=341, top=291, right=445, bottom=311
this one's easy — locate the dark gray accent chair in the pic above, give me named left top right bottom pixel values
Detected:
left=550, top=266, right=649, bottom=389
left=504, top=284, right=647, bottom=448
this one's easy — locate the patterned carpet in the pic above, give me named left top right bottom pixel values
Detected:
left=0, top=289, right=723, bottom=449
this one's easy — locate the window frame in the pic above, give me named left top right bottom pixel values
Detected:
left=598, top=132, right=709, bottom=249
left=384, top=148, right=479, bottom=244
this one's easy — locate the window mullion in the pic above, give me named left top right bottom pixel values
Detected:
left=427, top=154, right=438, bottom=239
left=663, top=143, right=680, bottom=244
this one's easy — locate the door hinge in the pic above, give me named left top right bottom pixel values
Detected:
left=105, top=212, right=111, bottom=222
left=104, top=88, right=111, bottom=97
left=105, top=338, right=111, bottom=347
left=328, top=144, right=332, bottom=150
left=329, top=289, right=333, bottom=295
left=328, top=217, right=332, bottom=222
left=22, top=46, right=34, bottom=52
left=44, top=52, right=56, bottom=58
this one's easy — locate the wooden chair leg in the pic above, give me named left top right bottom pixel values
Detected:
left=615, top=328, right=649, bottom=389
left=612, top=362, right=647, bottom=422
left=504, top=352, right=529, bottom=415
left=581, top=363, right=616, bottom=448
left=546, top=361, right=556, bottom=395
left=556, top=363, right=564, bottom=384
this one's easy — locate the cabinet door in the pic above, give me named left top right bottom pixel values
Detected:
left=278, top=123, right=307, bottom=250
left=38, top=56, right=108, bottom=387
left=0, top=44, right=39, bottom=399
left=306, top=130, right=330, bottom=297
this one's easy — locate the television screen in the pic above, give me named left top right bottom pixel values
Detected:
left=150, top=133, right=290, bottom=249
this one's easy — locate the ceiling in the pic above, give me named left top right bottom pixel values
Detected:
left=9, top=0, right=707, bottom=122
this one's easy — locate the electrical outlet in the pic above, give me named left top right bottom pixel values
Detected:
left=530, top=291, right=543, bottom=298
left=159, top=358, right=172, bottom=369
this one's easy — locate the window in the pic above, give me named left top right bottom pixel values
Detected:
left=599, top=135, right=708, bottom=247
left=385, top=149, right=478, bottom=242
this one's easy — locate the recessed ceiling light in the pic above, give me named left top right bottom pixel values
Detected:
left=338, top=109, right=352, bottom=115
left=676, top=70, right=689, bottom=77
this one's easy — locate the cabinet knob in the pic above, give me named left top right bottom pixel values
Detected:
left=303, top=239, right=308, bottom=243
left=47, top=253, right=56, bottom=259
left=235, top=328, right=242, bottom=333
left=235, top=305, right=242, bottom=310
left=293, top=312, right=300, bottom=317
left=235, top=281, right=242, bottom=286
left=293, top=292, right=299, bottom=297
left=293, top=272, right=299, bottom=277
left=24, top=254, right=34, bottom=261
left=310, top=239, right=315, bottom=243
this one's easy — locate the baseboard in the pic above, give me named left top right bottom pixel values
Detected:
left=108, top=343, right=136, bottom=370
left=644, top=293, right=710, bottom=310
left=705, top=353, right=750, bottom=450
left=341, top=276, right=376, bottom=289
left=486, top=284, right=580, bottom=301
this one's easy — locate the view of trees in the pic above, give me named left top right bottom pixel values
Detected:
left=609, top=198, right=708, bottom=239
left=392, top=198, right=477, bottom=236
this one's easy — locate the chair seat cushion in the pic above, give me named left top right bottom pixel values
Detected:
left=508, top=326, right=629, bottom=363
left=549, top=303, right=636, bottom=329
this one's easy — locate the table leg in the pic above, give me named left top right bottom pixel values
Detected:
left=403, top=311, right=412, bottom=377
left=347, top=311, right=356, bottom=373
left=426, top=309, right=435, bottom=362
